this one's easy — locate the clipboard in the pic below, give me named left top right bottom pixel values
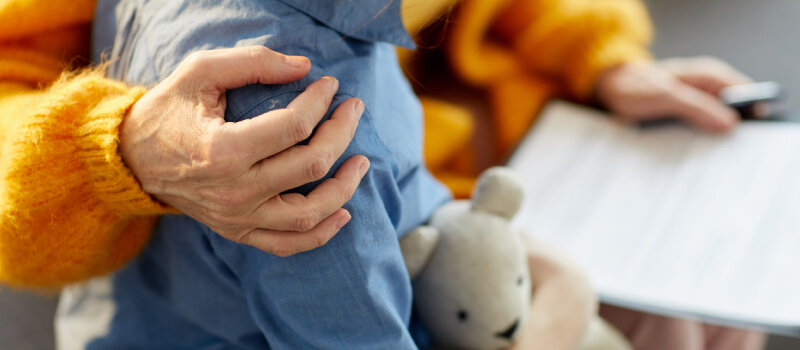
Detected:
left=507, top=101, right=800, bottom=334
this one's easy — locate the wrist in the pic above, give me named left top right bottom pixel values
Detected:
left=118, top=99, right=151, bottom=191
left=77, top=85, right=173, bottom=215
left=593, top=62, right=636, bottom=110
left=118, top=90, right=174, bottom=201
left=574, top=36, right=652, bottom=102
left=593, top=64, right=623, bottom=109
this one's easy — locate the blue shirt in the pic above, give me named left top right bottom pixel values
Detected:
left=86, top=0, right=451, bottom=349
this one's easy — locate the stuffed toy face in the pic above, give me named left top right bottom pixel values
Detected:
left=400, top=167, right=531, bottom=350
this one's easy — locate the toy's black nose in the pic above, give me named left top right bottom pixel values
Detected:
left=495, top=319, right=519, bottom=340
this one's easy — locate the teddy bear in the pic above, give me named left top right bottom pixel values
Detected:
left=399, top=167, right=631, bottom=350
left=400, top=166, right=531, bottom=349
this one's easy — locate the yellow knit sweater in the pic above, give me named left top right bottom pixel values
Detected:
left=404, top=0, right=653, bottom=197
left=0, top=0, right=170, bottom=287
left=0, top=0, right=652, bottom=287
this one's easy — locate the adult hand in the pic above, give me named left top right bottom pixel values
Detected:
left=595, top=57, right=753, bottom=133
left=120, top=46, right=368, bottom=257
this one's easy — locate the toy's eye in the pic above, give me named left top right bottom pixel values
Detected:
left=517, top=276, right=524, bottom=286
left=457, top=310, right=468, bottom=322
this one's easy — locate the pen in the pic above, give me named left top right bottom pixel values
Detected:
left=719, top=81, right=783, bottom=121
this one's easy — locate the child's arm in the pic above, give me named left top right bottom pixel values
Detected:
left=451, top=0, right=653, bottom=100
left=594, top=56, right=751, bottom=133
left=439, top=0, right=653, bottom=157
left=449, top=0, right=748, bottom=133
left=511, top=233, right=597, bottom=350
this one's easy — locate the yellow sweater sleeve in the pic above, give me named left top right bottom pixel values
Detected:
left=0, top=73, right=173, bottom=288
left=448, top=0, right=654, bottom=99
left=497, top=0, right=654, bottom=99
left=0, top=0, right=173, bottom=288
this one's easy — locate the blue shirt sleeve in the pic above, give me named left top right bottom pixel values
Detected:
left=203, top=93, right=418, bottom=349
left=92, top=1, right=451, bottom=347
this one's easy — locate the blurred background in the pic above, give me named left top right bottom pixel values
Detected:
left=644, top=0, right=800, bottom=348
left=646, top=0, right=800, bottom=113
left=1, top=0, right=799, bottom=349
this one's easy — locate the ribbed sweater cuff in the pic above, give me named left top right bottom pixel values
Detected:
left=76, top=85, right=176, bottom=216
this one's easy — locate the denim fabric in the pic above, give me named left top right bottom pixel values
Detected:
left=88, top=0, right=450, bottom=349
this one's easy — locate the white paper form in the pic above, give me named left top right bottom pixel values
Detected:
left=508, top=101, right=800, bottom=333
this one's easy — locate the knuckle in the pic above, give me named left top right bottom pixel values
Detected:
left=293, top=208, right=320, bottom=232
left=183, top=51, right=210, bottom=71
left=205, top=157, right=247, bottom=182
left=205, top=137, right=236, bottom=175
left=314, top=233, right=329, bottom=250
left=206, top=155, right=235, bottom=179
left=270, top=240, right=296, bottom=258
left=247, top=46, right=273, bottom=64
left=306, top=151, right=332, bottom=181
left=289, top=111, right=315, bottom=142
left=246, top=47, right=274, bottom=84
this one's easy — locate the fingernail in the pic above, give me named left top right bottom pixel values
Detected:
left=359, top=159, right=370, bottom=178
left=336, top=211, right=352, bottom=230
left=353, top=99, right=364, bottom=117
left=284, top=55, right=308, bottom=69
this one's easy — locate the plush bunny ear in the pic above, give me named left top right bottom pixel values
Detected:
left=399, top=226, right=441, bottom=280
left=471, top=167, right=524, bottom=220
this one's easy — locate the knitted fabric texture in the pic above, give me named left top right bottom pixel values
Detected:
left=0, top=0, right=656, bottom=285
left=403, top=0, right=653, bottom=197
left=0, top=0, right=171, bottom=288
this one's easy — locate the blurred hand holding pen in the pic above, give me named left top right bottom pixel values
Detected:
left=638, top=81, right=785, bottom=129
